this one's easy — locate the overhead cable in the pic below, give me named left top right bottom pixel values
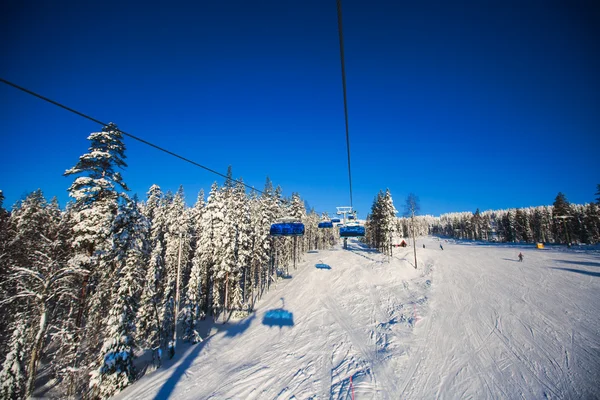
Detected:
left=336, top=0, right=354, bottom=209
left=0, top=77, right=263, bottom=195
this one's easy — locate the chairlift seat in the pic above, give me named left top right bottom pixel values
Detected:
left=339, top=225, right=365, bottom=237
left=270, top=222, right=305, bottom=236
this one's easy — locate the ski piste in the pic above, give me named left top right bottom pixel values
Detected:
left=116, top=236, right=600, bottom=399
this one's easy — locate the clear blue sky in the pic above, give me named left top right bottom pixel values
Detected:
left=1, top=0, right=598, bottom=217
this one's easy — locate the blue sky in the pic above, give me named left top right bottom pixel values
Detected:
left=1, top=0, right=598, bottom=217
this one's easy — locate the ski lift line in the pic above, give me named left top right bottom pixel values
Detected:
left=336, top=0, right=354, bottom=209
left=0, top=77, right=264, bottom=195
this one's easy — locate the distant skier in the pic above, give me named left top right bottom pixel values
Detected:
left=440, top=243, right=444, bottom=251
left=423, top=244, right=425, bottom=249
left=518, top=252, right=524, bottom=262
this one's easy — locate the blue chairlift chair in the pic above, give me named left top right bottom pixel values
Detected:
left=270, top=221, right=305, bottom=236
left=339, top=224, right=365, bottom=237
left=318, top=221, right=334, bottom=229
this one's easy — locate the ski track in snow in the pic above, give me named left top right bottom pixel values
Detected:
left=115, top=237, right=600, bottom=400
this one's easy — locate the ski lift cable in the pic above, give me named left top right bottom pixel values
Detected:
left=336, top=0, right=354, bottom=209
left=0, top=77, right=264, bottom=195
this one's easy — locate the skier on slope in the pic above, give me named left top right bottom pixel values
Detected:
left=440, top=243, right=444, bottom=250
left=518, top=252, right=524, bottom=262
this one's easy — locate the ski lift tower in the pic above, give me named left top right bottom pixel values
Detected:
left=336, top=206, right=354, bottom=225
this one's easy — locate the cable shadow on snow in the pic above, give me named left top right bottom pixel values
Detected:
left=345, top=242, right=383, bottom=263
left=555, top=259, right=600, bottom=268
left=349, top=241, right=379, bottom=253
left=393, top=256, right=415, bottom=268
left=549, top=267, right=600, bottom=277
left=347, top=248, right=381, bottom=263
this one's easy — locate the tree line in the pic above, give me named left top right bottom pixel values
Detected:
left=364, top=188, right=600, bottom=250
left=395, top=191, right=600, bottom=245
left=0, top=124, right=336, bottom=399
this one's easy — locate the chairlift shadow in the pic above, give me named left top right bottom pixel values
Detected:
left=262, top=298, right=295, bottom=328
left=276, top=268, right=293, bottom=279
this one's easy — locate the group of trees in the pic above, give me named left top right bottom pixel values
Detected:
left=0, top=124, right=335, bottom=399
left=398, top=192, right=600, bottom=245
left=366, top=188, right=600, bottom=249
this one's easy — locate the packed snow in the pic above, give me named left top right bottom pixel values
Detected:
left=115, top=237, right=600, bottom=399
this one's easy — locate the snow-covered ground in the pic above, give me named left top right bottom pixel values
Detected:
left=115, top=237, right=600, bottom=399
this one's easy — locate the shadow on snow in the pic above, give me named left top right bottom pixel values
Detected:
left=555, top=259, right=600, bottom=268
left=549, top=267, right=600, bottom=277
left=153, top=337, right=211, bottom=400
left=262, top=297, right=295, bottom=329
left=152, top=311, right=256, bottom=399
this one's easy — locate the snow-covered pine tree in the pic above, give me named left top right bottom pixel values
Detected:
left=2, top=190, right=84, bottom=397
left=0, top=190, right=10, bottom=292
left=246, top=190, right=263, bottom=306
left=367, top=191, right=384, bottom=250
left=273, top=192, right=293, bottom=277
left=89, top=197, right=150, bottom=399
left=203, top=182, right=227, bottom=319
left=531, top=208, right=544, bottom=243
left=213, top=169, right=240, bottom=320
left=43, top=203, right=79, bottom=395
left=471, top=209, right=483, bottom=240
left=514, top=209, right=531, bottom=242
left=228, top=179, right=252, bottom=315
left=583, top=203, right=600, bottom=244
left=380, top=189, right=398, bottom=255
left=0, top=191, right=17, bottom=357
left=571, top=204, right=589, bottom=245
left=137, top=185, right=168, bottom=364
left=552, top=192, right=572, bottom=244
left=0, top=320, right=28, bottom=400
left=257, top=178, right=279, bottom=295
left=63, top=122, right=130, bottom=393
left=287, top=193, right=306, bottom=269
left=183, top=190, right=206, bottom=343
left=366, top=189, right=397, bottom=254
left=304, top=210, right=318, bottom=251
left=160, top=186, right=191, bottom=357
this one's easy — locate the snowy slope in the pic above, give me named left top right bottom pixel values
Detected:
left=115, top=237, right=600, bottom=399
